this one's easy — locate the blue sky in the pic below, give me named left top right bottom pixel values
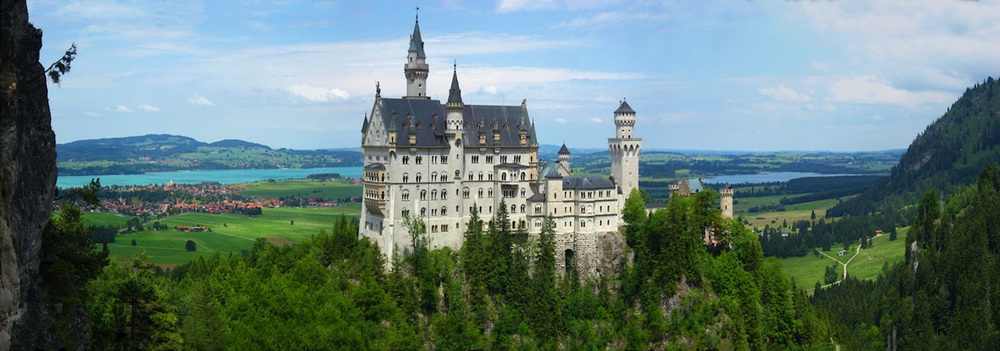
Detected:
left=28, top=0, right=1000, bottom=151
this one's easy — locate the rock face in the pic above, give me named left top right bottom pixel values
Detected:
left=0, top=0, right=59, bottom=349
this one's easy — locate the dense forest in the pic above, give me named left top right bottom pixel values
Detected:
left=37, top=190, right=830, bottom=349
left=813, top=166, right=1000, bottom=350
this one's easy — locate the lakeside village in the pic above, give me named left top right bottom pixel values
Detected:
left=60, top=177, right=363, bottom=224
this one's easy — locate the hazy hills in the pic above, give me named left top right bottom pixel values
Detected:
left=57, top=134, right=362, bottom=175
left=832, top=77, right=1000, bottom=216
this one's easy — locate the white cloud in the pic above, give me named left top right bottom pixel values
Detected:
left=137, top=104, right=160, bottom=112
left=188, top=96, right=215, bottom=106
left=828, top=76, right=952, bottom=107
left=796, top=1, right=1000, bottom=91
left=481, top=85, right=499, bottom=95
left=114, top=105, right=132, bottom=113
left=556, top=10, right=669, bottom=29
left=286, top=85, right=351, bottom=102
left=759, top=85, right=812, bottom=103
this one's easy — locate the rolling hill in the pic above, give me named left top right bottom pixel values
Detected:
left=57, top=134, right=362, bottom=175
left=831, top=77, right=1000, bottom=216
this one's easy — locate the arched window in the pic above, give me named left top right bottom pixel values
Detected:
left=402, top=155, right=409, bottom=164
left=478, top=173, right=483, bottom=181
left=463, top=188, right=470, bottom=199
left=431, top=172, right=437, bottom=182
left=510, top=204, right=516, bottom=213
left=441, top=207, right=447, bottom=216
left=469, top=173, right=474, bottom=181
left=478, top=188, right=484, bottom=198
left=454, top=170, right=460, bottom=179
left=431, top=189, right=438, bottom=200
left=520, top=204, right=525, bottom=213
left=420, top=190, right=427, bottom=200
left=488, top=188, right=493, bottom=198
left=401, top=190, right=410, bottom=201
left=420, top=207, right=426, bottom=216
left=501, top=172, right=507, bottom=181
left=416, top=172, right=422, bottom=183
left=441, top=190, right=447, bottom=200
left=403, top=173, right=409, bottom=183
left=520, top=172, right=526, bottom=181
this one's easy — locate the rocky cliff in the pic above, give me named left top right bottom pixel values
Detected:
left=0, top=0, right=59, bottom=349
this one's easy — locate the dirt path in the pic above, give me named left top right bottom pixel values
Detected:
left=816, top=240, right=863, bottom=287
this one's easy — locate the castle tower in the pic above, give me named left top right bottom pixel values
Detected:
left=446, top=66, right=465, bottom=195
left=609, top=100, right=641, bottom=197
left=557, top=143, right=571, bottom=176
left=403, top=13, right=429, bottom=99
left=721, top=186, right=734, bottom=219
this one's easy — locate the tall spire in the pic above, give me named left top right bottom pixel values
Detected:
left=447, top=64, right=463, bottom=108
left=408, top=10, right=426, bottom=59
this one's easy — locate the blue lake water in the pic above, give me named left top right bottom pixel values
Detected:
left=57, top=166, right=363, bottom=188
left=701, top=172, right=864, bottom=184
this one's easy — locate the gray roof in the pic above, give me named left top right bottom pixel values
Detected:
left=528, top=192, right=546, bottom=201
left=409, top=20, right=426, bottom=58
left=364, top=163, right=386, bottom=171
left=614, top=100, right=635, bottom=115
left=544, top=166, right=562, bottom=179
left=558, top=143, right=570, bottom=155
left=378, top=97, right=537, bottom=148
left=562, top=176, right=615, bottom=190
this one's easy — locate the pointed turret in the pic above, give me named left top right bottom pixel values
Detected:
left=403, top=11, right=430, bottom=99
left=445, top=65, right=465, bottom=135
left=408, top=16, right=426, bottom=59
left=558, top=143, right=570, bottom=156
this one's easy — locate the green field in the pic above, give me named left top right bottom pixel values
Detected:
left=98, top=205, right=361, bottom=265
left=82, top=211, right=129, bottom=228
left=776, top=228, right=909, bottom=292
left=236, top=179, right=361, bottom=200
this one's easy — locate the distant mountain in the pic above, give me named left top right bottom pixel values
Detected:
left=57, top=134, right=362, bottom=176
left=831, top=77, right=1000, bottom=216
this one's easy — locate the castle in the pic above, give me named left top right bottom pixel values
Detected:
left=359, top=16, right=731, bottom=275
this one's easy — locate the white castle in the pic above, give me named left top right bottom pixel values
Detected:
left=359, top=16, right=733, bottom=275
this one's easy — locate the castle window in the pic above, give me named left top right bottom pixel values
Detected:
left=486, top=155, right=493, bottom=164
left=441, top=155, right=448, bottom=164
left=441, top=224, right=449, bottom=232
left=402, top=156, right=409, bottom=165
left=511, top=204, right=516, bottom=213
left=501, top=172, right=507, bottom=181
left=514, top=155, right=521, bottom=163
left=403, top=173, right=409, bottom=183
left=416, top=173, right=422, bottom=183
left=441, top=190, right=447, bottom=200
left=520, top=172, right=526, bottom=181
left=441, top=207, right=447, bottom=216
left=500, top=155, right=508, bottom=163
left=472, top=155, right=479, bottom=164
left=431, top=156, right=437, bottom=164
left=478, top=188, right=484, bottom=198
left=488, top=189, right=493, bottom=198
left=488, top=174, right=494, bottom=181
left=463, top=188, right=470, bottom=199
left=431, top=190, right=437, bottom=200
left=469, top=174, right=474, bottom=181
left=420, top=190, right=427, bottom=200
left=478, top=173, right=483, bottom=181
left=431, top=209, right=438, bottom=216
left=454, top=170, right=460, bottom=179
left=402, top=209, right=410, bottom=218
left=420, top=207, right=426, bottom=216
left=535, top=206, right=541, bottom=214
left=520, top=188, right=525, bottom=197
left=402, top=190, right=410, bottom=201
left=431, top=225, right=438, bottom=233
left=520, top=204, right=525, bottom=213
left=431, top=172, right=437, bottom=182
left=415, top=156, right=423, bottom=165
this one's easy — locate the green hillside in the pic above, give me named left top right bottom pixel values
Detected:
left=831, top=77, right=1000, bottom=216
left=57, top=134, right=361, bottom=175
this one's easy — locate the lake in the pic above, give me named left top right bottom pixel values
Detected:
left=57, top=166, right=363, bottom=188
left=701, top=172, right=864, bottom=184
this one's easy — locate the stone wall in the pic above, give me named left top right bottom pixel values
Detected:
left=0, top=0, right=59, bottom=348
